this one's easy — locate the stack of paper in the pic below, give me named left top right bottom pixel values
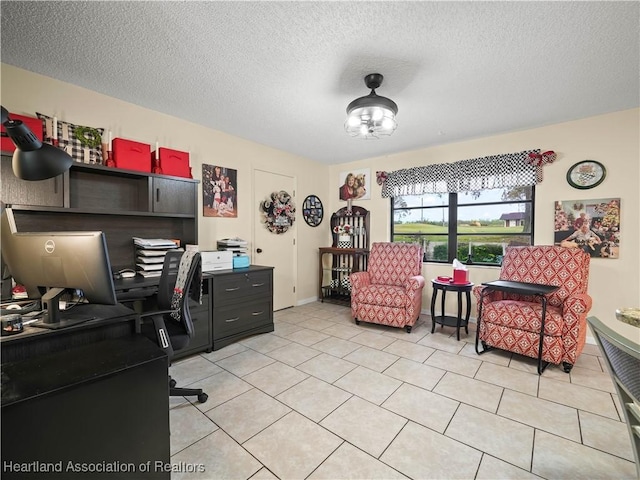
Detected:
left=133, top=238, right=181, bottom=277
left=217, top=237, right=248, bottom=256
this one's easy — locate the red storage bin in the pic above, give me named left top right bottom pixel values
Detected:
left=1, top=113, right=44, bottom=152
left=152, top=147, right=192, bottom=178
left=112, top=138, right=151, bottom=172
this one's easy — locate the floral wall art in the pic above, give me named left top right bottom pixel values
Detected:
left=259, top=190, right=296, bottom=234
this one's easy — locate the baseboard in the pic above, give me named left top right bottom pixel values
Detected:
left=297, top=296, right=318, bottom=306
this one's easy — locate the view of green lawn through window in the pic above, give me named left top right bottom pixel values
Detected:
left=391, top=187, right=534, bottom=264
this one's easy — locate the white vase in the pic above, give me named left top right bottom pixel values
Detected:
left=338, top=234, right=352, bottom=248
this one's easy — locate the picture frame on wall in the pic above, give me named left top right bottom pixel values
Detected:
left=554, top=198, right=620, bottom=258
left=339, top=168, right=371, bottom=201
left=202, top=164, right=237, bottom=217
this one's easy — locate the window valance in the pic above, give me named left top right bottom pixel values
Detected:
left=380, top=149, right=544, bottom=198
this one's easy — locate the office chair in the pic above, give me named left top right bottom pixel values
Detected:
left=140, top=250, right=208, bottom=403
left=587, top=316, right=640, bottom=478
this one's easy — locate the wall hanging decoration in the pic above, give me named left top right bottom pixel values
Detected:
left=525, top=150, right=556, bottom=166
left=554, top=198, right=620, bottom=258
left=566, top=160, right=606, bottom=189
left=37, top=112, right=105, bottom=165
left=202, top=164, right=237, bottom=217
left=333, top=223, right=353, bottom=248
left=260, top=190, right=296, bottom=234
left=302, top=195, right=323, bottom=227
left=339, top=168, right=371, bottom=200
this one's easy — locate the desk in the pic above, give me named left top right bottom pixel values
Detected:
left=1, top=304, right=170, bottom=479
left=430, top=279, right=474, bottom=341
left=1, top=303, right=139, bottom=363
left=476, top=280, right=559, bottom=374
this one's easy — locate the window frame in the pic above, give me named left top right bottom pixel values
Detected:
left=390, top=187, right=536, bottom=265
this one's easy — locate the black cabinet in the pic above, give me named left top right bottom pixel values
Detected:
left=0, top=154, right=64, bottom=207
left=319, top=247, right=368, bottom=305
left=1, top=156, right=199, bottom=271
left=152, top=177, right=196, bottom=214
left=2, top=336, right=170, bottom=480
left=208, top=266, right=274, bottom=350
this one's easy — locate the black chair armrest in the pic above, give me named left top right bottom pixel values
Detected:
left=139, top=309, right=177, bottom=358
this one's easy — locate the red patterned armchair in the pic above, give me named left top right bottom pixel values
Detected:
left=474, top=245, right=592, bottom=373
left=350, top=242, right=425, bottom=333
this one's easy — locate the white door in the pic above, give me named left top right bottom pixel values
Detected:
left=253, top=169, right=296, bottom=311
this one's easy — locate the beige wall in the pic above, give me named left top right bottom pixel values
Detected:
left=1, top=64, right=328, bottom=304
left=330, top=108, right=640, bottom=337
left=3, top=64, right=638, bottom=339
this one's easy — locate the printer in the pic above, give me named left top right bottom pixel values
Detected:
left=200, top=250, right=233, bottom=272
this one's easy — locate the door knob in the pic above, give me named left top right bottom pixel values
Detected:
left=256, top=248, right=263, bottom=253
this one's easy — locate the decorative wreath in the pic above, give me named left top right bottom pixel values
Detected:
left=73, top=126, right=103, bottom=148
left=260, top=190, right=296, bottom=234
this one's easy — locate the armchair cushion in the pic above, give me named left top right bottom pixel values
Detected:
left=350, top=242, right=424, bottom=332
left=474, top=245, right=591, bottom=370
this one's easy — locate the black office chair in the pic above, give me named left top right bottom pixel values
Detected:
left=140, top=250, right=208, bottom=403
left=587, top=316, right=640, bottom=478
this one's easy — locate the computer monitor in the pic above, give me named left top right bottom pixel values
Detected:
left=0, top=208, right=117, bottom=329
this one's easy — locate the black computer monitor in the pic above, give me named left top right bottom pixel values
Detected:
left=1, top=208, right=117, bottom=329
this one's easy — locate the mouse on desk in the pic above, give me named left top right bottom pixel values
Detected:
left=113, top=269, right=137, bottom=279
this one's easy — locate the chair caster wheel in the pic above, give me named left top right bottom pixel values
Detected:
left=355, top=319, right=360, bottom=325
left=405, top=325, right=412, bottom=333
left=169, top=378, right=177, bottom=388
left=197, top=393, right=208, bottom=403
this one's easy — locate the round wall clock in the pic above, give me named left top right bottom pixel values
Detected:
left=566, top=160, right=606, bottom=189
left=302, top=195, right=323, bottom=227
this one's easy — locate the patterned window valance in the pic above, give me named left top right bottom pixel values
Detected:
left=380, top=149, right=545, bottom=198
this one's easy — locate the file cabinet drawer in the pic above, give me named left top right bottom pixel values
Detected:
left=213, top=299, right=272, bottom=338
left=212, top=270, right=272, bottom=306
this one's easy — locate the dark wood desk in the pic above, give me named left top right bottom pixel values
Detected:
left=1, top=304, right=170, bottom=479
left=476, top=280, right=559, bottom=374
left=1, top=303, right=139, bottom=363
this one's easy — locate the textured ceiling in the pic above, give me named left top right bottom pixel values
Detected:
left=1, top=1, right=638, bottom=165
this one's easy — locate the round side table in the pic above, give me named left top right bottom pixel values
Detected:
left=430, top=279, right=474, bottom=341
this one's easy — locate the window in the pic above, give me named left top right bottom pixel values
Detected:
left=391, top=186, right=535, bottom=265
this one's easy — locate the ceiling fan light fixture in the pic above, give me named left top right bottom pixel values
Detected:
left=345, top=73, right=398, bottom=139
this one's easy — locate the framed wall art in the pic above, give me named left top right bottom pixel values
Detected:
left=302, top=195, right=323, bottom=227
left=339, top=168, right=371, bottom=201
left=202, top=164, right=237, bottom=217
left=566, top=160, right=606, bottom=189
left=554, top=198, right=620, bottom=258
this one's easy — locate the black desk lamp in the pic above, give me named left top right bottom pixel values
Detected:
left=1, top=106, right=73, bottom=181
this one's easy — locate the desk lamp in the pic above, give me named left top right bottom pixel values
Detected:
left=1, top=106, right=73, bottom=181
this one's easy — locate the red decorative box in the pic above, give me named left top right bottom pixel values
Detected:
left=112, top=138, right=151, bottom=172
left=152, top=147, right=192, bottom=178
left=1, top=113, right=44, bottom=152
left=452, top=269, right=469, bottom=284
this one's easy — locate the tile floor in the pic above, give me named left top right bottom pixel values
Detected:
left=168, top=302, right=637, bottom=479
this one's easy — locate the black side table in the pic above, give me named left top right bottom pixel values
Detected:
left=430, top=279, right=474, bottom=341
